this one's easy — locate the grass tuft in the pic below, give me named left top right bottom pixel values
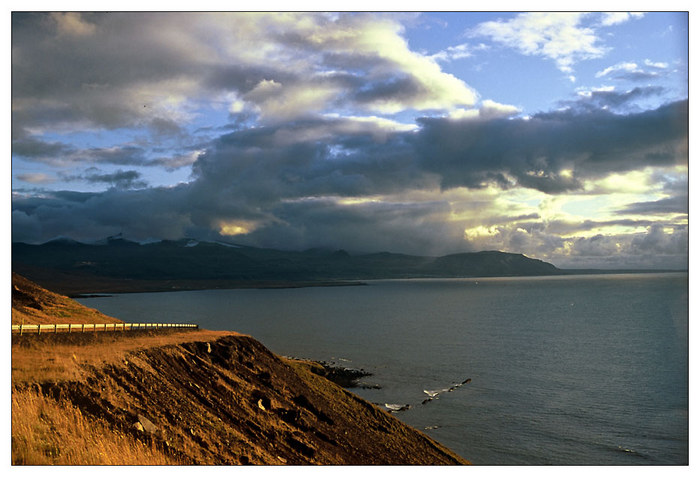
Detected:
left=12, top=388, right=182, bottom=465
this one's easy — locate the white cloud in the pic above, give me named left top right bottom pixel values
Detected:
left=448, top=99, right=521, bottom=121
left=246, top=81, right=339, bottom=121
left=596, top=61, right=639, bottom=78
left=478, top=99, right=521, bottom=120
left=329, top=15, right=478, bottom=112
left=431, top=43, right=474, bottom=62
left=447, top=108, right=480, bottom=120
left=471, top=12, right=607, bottom=74
left=335, top=115, right=419, bottom=136
left=644, top=59, right=669, bottom=69
left=595, top=60, right=666, bottom=81
left=600, top=12, right=644, bottom=27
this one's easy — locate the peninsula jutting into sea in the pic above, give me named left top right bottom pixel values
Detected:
left=12, top=273, right=469, bottom=465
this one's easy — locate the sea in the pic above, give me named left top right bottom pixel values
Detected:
left=78, top=273, right=689, bottom=465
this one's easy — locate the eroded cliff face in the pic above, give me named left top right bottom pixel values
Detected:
left=20, top=334, right=468, bottom=465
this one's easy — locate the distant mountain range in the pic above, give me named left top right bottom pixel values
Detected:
left=13, top=236, right=566, bottom=295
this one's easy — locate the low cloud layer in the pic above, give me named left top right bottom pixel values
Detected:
left=12, top=99, right=688, bottom=268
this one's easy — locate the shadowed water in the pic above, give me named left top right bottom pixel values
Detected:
left=80, top=273, right=688, bottom=465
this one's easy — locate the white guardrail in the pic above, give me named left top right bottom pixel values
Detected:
left=11, top=323, right=198, bottom=335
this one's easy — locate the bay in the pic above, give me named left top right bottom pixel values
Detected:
left=79, top=273, right=688, bottom=465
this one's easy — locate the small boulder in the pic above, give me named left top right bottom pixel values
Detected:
left=136, top=414, right=157, bottom=434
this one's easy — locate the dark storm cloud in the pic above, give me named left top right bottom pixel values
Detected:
left=617, top=196, right=688, bottom=216
left=11, top=137, right=75, bottom=159
left=203, top=64, right=297, bottom=94
left=413, top=100, right=687, bottom=192
left=353, top=75, right=424, bottom=105
left=67, top=168, right=148, bottom=189
left=78, top=146, right=149, bottom=166
left=560, top=86, right=667, bottom=113
left=628, top=223, right=687, bottom=253
left=564, top=224, right=688, bottom=269
left=12, top=12, right=217, bottom=136
left=189, top=117, right=430, bottom=204
left=11, top=99, right=689, bottom=252
left=13, top=136, right=185, bottom=169
left=187, top=99, right=687, bottom=206
left=148, top=152, right=201, bottom=171
left=186, top=97, right=686, bottom=261
left=241, top=198, right=467, bottom=255
left=12, top=185, right=195, bottom=244
left=12, top=12, right=193, bottom=98
left=14, top=141, right=150, bottom=167
left=148, top=117, right=185, bottom=137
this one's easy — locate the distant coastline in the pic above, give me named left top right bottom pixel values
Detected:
left=558, top=268, right=687, bottom=275
left=69, top=270, right=687, bottom=298
left=69, top=279, right=367, bottom=298
left=13, top=238, right=686, bottom=297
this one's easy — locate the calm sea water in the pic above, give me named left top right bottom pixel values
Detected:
left=79, top=273, right=688, bottom=465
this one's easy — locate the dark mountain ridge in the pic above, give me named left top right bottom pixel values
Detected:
left=13, top=237, right=562, bottom=295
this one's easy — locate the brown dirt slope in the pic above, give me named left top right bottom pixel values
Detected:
left=12, top=272, right=123, bottom=325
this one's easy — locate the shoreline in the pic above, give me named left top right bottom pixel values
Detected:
left=11, top=330, right=469, bottom=465
left=62, top=279, right=367, bottom=298
left=28, top=270, right=687, bottom=298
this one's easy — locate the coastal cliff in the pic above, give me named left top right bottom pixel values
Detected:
left=11, top=275, right=468, bottom=465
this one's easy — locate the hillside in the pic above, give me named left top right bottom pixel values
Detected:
left=11, top=272, right=123, bottom=325
left=11, top=275, right=469, bottom=465
left=13, top=236, right=561, bottom=295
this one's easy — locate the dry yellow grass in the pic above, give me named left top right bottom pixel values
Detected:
left=12, top=272, right=123, bottom=325
left=11, top=331, right=469, bottom=466
left=12, top=330, right=240, bottom=385
left=12, top=388, right=182, bottom=465
left=11, top=330, right=240, bottom=465
left=10, top=274, right=244, bottom=465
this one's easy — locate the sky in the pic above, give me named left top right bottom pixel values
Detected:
left=10, top=9, right=690, bottom=269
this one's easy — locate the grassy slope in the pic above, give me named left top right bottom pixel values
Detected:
left=11, top=272, right=123, bottom=325
left=11, top=275, right=469, bottom=465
